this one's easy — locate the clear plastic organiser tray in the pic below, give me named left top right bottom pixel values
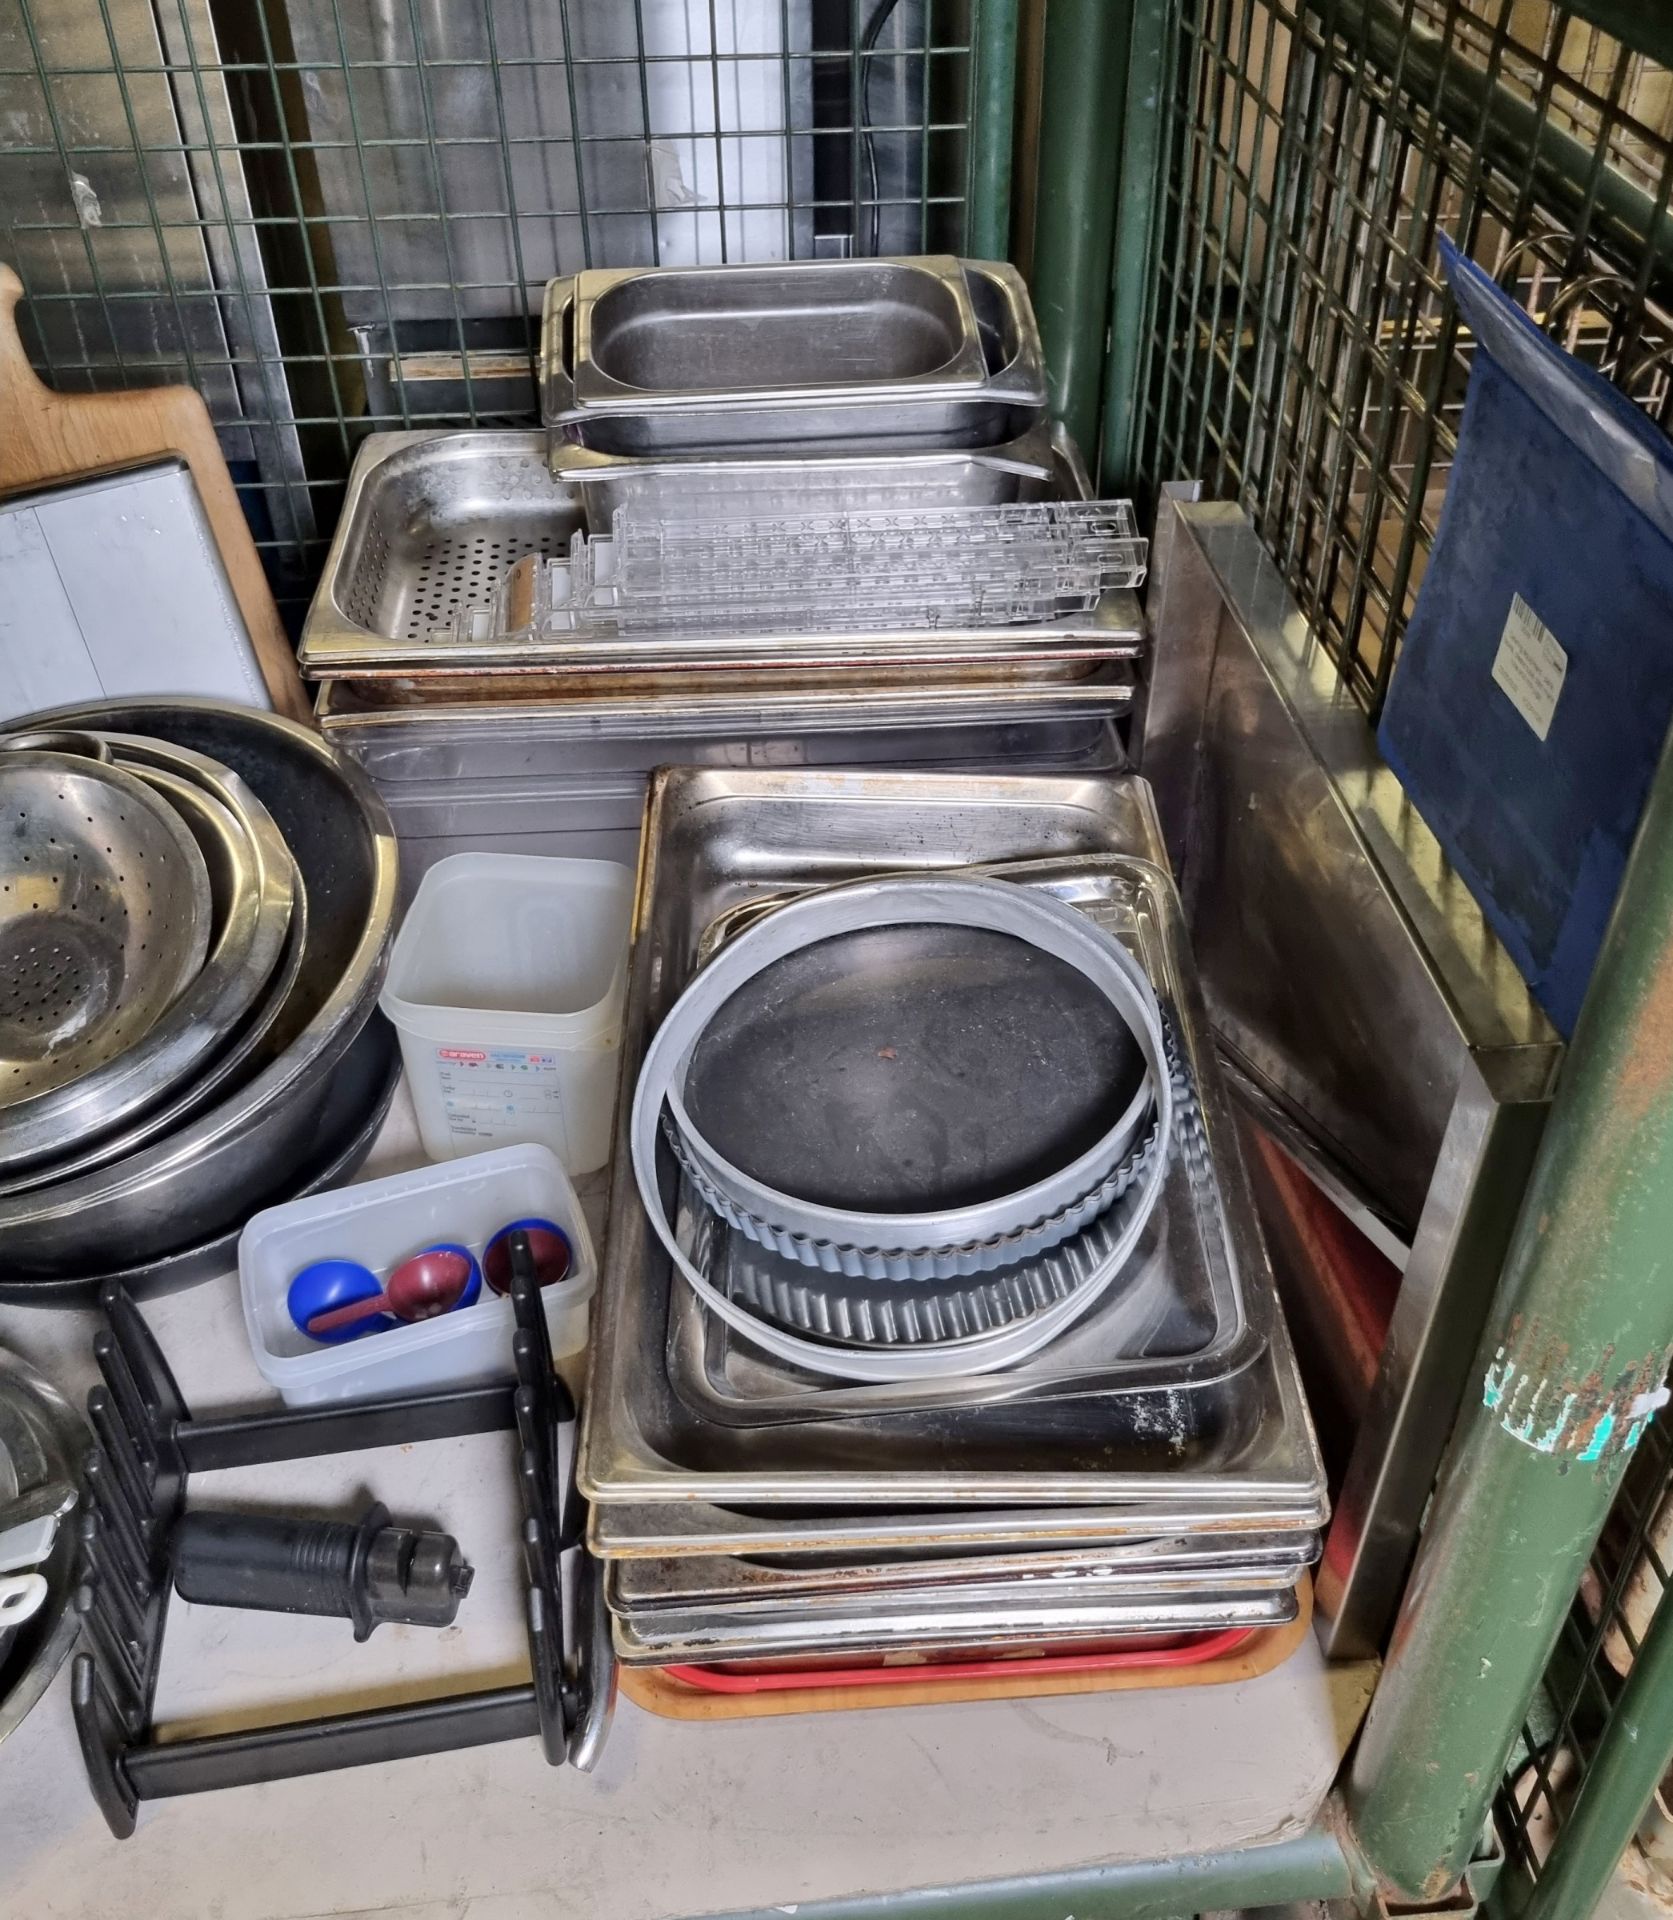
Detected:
left=523, top=501, right=1149, bottom=638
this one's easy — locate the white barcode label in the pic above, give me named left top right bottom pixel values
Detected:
left=1491, top=594, right=1568, bottom=743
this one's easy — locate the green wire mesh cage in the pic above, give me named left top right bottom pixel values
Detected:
left=1131, top=0, right=1673, bottom=715
left=1129, top=1, right=1673, bottom=1909
left=0, top=0, right=1012, bottom=616
left=6, top=0, right=1673, bottom=1903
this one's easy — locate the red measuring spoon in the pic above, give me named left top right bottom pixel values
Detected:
left=305, top=1244, right=480, bottom=1337
left=483, top=1218, right=572, bottom=1295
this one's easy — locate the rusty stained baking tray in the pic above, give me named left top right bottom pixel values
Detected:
left=310, top=645, right=1131, bottom=695
left=577, top=767, right=1328, bottom=1524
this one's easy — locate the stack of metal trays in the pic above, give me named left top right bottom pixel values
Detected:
left=579, top=768, right=1328, bottom=1671
left=300, top=258, right=1145, bottom=730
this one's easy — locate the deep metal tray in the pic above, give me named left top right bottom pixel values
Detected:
left=577, top=768, right=1328, bottom=1519
left=574, top=257, right=987, bottom=397
left=542, top=260, right=1047, bottom=455
left=547, top=423, right=1057, bottom=529
left=300, top=430, right=1144, bottom=679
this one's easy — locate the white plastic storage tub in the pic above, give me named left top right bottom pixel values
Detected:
left=240, top=1143, right=596, bottom=1406
left=380, top=852, right=632, bottom=1173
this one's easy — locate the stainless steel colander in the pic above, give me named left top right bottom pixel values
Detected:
left=0, top=753, right=211, bottom=1113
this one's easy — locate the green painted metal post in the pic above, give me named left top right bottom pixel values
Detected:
left=1347, top=723, right=1673, bottom=1903
left=1029, top=0, right=1132, bottom=460
left=724, top=1817, right=1367, bottom=1918
left=1522, top=1572, right=1673, bottom=1920
left=964, top=0, right=1022, bottom=261
left=1098, top=0, right=1168, bottom=490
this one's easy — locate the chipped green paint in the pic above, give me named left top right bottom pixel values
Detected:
left=1579, top=1409, right=1616, bottom=1462
left=1480, top=1337, right=1671, bottom=1465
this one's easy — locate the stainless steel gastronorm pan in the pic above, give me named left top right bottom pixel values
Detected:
left=578, top=257, right=985, bottom=393
left=548, top=421, right=1060, bottom=529
left=577, top=768, right=1328, bottom=1518
left=299, top=429, right=1144, bottom=679
left=302, top=431, right=587, bottom=665
left=541, top=259, right=1047, bottom=454
left=588, top=1494, right=1332, bottom=1560
left=612, top=1583, right=1300, bottom=1665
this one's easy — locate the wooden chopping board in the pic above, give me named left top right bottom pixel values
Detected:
left=0, top=263, right=312, bottom=724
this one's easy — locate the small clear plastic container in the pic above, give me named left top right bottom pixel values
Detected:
left=379, top=851, right=633, bottom=1173
left=239, top=1143, right=597, bottom=1406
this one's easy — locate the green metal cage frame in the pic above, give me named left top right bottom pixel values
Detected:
left=1119, top=0, right=1673, bottom=717
left=1099, top=2, right=1673, bottom=1912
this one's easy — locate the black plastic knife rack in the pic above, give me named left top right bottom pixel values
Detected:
left=70, top=1253, right=602, bottom=1838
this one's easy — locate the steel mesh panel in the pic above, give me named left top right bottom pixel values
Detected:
left=1131, top=0, right=1673, bottom=714
left=1494, top=1398, right=1673, bottom=1908
left=0, top=0, right=990, bottom=618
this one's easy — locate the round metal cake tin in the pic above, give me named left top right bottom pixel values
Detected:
left=632, top=874, right=1174, bottom=1382
left=661, top=875, right=1162, bottom=1260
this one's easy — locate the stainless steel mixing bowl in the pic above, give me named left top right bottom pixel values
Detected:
left=0, top=1012, right=399, bottom=1304
left=0, top=1348, right=86, bottom=1744
left=0, top=701, right=397, bottom=1275
left=0, top=753, right=211, bottom=1151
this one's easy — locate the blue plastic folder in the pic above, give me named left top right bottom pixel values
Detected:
left=1378, top=236, right=1673, bottom=1036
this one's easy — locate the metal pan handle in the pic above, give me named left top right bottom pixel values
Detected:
left=539, top=276, right=577, bottom=426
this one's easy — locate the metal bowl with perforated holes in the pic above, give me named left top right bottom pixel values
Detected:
left=0, top=753, right=211, bottom=1158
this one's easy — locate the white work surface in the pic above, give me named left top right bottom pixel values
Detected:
left=0, top=1085, right=1372, bottom=1920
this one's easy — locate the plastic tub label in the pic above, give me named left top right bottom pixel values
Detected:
left=433, top=1045, right=571, bottom=1157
